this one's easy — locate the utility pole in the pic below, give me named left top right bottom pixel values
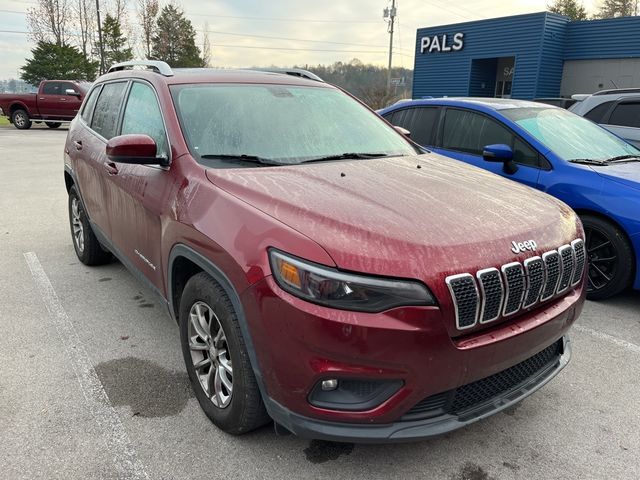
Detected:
left=384, top=0, right=397, bottom=91
left=95, top=0, right=105, bottom=74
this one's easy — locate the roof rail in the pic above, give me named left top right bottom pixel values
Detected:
left=248, top=68, right=323, bottom=82
left=107, top=60, right=174, bottom=77
left=593, top=87, right=640, bottom=96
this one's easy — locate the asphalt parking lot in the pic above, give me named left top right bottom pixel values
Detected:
left=1, top=126, right=639, bottom=480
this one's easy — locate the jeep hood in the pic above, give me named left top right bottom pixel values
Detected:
left=206, top=154, right=581, bottom=284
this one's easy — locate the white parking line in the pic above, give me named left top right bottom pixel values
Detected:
left=23, top=252, right=149, bottom=480
left=574, top=324, right=640, bottom=355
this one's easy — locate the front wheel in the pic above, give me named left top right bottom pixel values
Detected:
left=179, top=272, right=270, bottom=434
left=45, top=122, right=61, bottom=129
left=582, top=214, right=634, bottom=300
left=11, top=109, right=32, bottom=130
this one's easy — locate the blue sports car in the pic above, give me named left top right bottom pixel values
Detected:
left=379, top=98, right=640, bottom=299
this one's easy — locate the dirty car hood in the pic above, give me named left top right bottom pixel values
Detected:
left=205, top=154, right=580, bottom=282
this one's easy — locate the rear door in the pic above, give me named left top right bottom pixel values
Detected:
left=106, top=80, right=172, bottom=291
left=431, top=108, right=543, bottom=189
left=72, top=81, right=129, bottom=241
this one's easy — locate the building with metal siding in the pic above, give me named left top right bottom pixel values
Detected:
left=413, top=12, right=640, bottom=100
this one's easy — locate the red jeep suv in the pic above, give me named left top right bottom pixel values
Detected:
left=63, top=61, right=586, bottom=442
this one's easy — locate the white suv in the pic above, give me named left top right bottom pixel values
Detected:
left=570, top=88, right=640, bottom=148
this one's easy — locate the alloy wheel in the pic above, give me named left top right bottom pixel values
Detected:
left=71, top=197, right=85, bottom=253
left=585, top=225, right=618, bottom=293
left=188, top=301, right=233, bottom=408
left=14, top=112, right=26, bottom=128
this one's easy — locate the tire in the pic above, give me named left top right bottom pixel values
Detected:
left=46, top=122, right=61, bottom=129
left=581, top=214, right=634, bottom=300
left=68, top=186, right=112, bottom=266
left=179, top=272, right=270, bottom=434
left=11, top=109, right=32, bottom=130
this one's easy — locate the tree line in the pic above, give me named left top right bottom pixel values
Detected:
left=548, top=0, right=639, bottom=21
left=21, top=0, right=208, bottom=86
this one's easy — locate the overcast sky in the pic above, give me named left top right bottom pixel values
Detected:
left=0, top=0, right=600, bottom=79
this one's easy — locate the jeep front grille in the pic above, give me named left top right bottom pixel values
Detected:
left=446, top=240, right=584, bottom=331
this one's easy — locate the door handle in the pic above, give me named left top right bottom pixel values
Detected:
left=73, top=140, right=83, bottom=151
left=60, top=98, right=67, bottom=101
left=105, top=162, right=119, bottom=175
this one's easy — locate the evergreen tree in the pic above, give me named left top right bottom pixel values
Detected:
left=151, top=5, right=204, bottom=67
left=20, top=41, right=98, bottom=85
left=597, top=0, right=638, bottom=17
left=548, top=0, right=588, bottom=20
left=101, top=14, right=133, bottom=67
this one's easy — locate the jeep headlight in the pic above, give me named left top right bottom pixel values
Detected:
left=269, top=249, right=436, bottom=313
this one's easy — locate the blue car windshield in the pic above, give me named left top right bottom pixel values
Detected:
left=502, top=107, right=640, bottom=162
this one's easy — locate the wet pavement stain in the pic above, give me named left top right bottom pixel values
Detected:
left=502, top=403, right=522, bottom=417
left=451, top=462, right=493, bottom=480
left=139, top=303, right=154, bottom=308
left=133, top=295, right=143, bottom=301
left=94, top=357, right=194, bottom=418
left=303, top=440, right=354, bottom=464
left=99, top=277, right=112, bottom=282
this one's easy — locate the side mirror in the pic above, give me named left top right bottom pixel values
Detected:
left=482, top=144, right=518, bottom=174
left=394, top=125, right=411, bottom=138
left=65, top=88, right=80, bottom=97
left=106, top=134, right=167, bottom=166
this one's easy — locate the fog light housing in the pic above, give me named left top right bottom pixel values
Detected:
left=308, top=378, right=403, bottom=411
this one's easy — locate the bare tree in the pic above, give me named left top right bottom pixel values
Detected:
left=597, top=0, right=639, bottom=17
left=27, top=0, right=72, bottom=45
left=137, top=0, right=159, bottom=59
left=202, top=22, right=212, bottom=67
left=74, top=0, right=96, bottom=58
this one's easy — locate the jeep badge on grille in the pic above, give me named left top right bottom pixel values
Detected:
left=511, top=240, right=538, bottom=254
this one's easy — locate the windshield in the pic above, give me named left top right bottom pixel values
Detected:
left=170, top=84, right=418, bottom=165
left=501, top=107, right=640, bottom=162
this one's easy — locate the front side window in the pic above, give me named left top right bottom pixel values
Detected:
left=608, top=103, right=640, bottom=128
left=387, top=107, right=439, bottom=147
left=503, top=107, right=640, bottom=162
left=121, top=82, right=168, bottom=158
left=171, top=84, right=418, bottom=165
left=584, top=101, right=614, bottom=123
left=91, top=82, right=127, bottom=140
left=42, top=82, right=63, bottom=95
left=81, top=85, right=101, bottom=123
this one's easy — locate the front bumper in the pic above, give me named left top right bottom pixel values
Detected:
left=240, top=276, right=582, bottom=441
left=265, top=336, right=571, bottom=443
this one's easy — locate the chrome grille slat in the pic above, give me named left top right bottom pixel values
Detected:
left=446, top=273, right=480, bottom=330
left=446, top=239, right=584, bottom=331
left=476, top=268, right=504, bottom=324
left=557, top=245, right=574, bottom=294
left=571, top=239, right=586, bottom=287
left=541, top=251, right=561, bottom=302
left=502, top=263, right=525, bottom=316
left=523, top=257, right=544, bottom=308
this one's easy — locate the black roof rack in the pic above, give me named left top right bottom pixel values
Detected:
left=247, top=68, right=324, bottom=82
left=107, top=60, right=174, bottom=77
left=593, top=87, right=640, bottom=96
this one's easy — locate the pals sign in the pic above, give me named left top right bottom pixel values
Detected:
left=420, top=32, right=464, bottom=54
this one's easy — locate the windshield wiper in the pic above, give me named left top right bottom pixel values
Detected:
left=199, top=154, right=283, bottom=166
left=298, top=152, right=394, bottom=164
left=606, top=154, right=640, bottom=163
left=568, top=158, right=608, bottom=166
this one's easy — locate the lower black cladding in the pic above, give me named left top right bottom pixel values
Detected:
left=402, top=339, right=563, bottom=421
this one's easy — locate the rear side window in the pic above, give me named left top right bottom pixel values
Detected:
left=91, top=82, right=127, bottom=140
left=386, top=107, right=439, bottom=146
left=121, top=82, right=169, bottom=158
left=608, top=103, right=640, bottom=128
left=584, top=101, right=614, bottom=123
left=81, top=86, right=101, bottom=123
left=42, top=82, right=63, bottom=95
